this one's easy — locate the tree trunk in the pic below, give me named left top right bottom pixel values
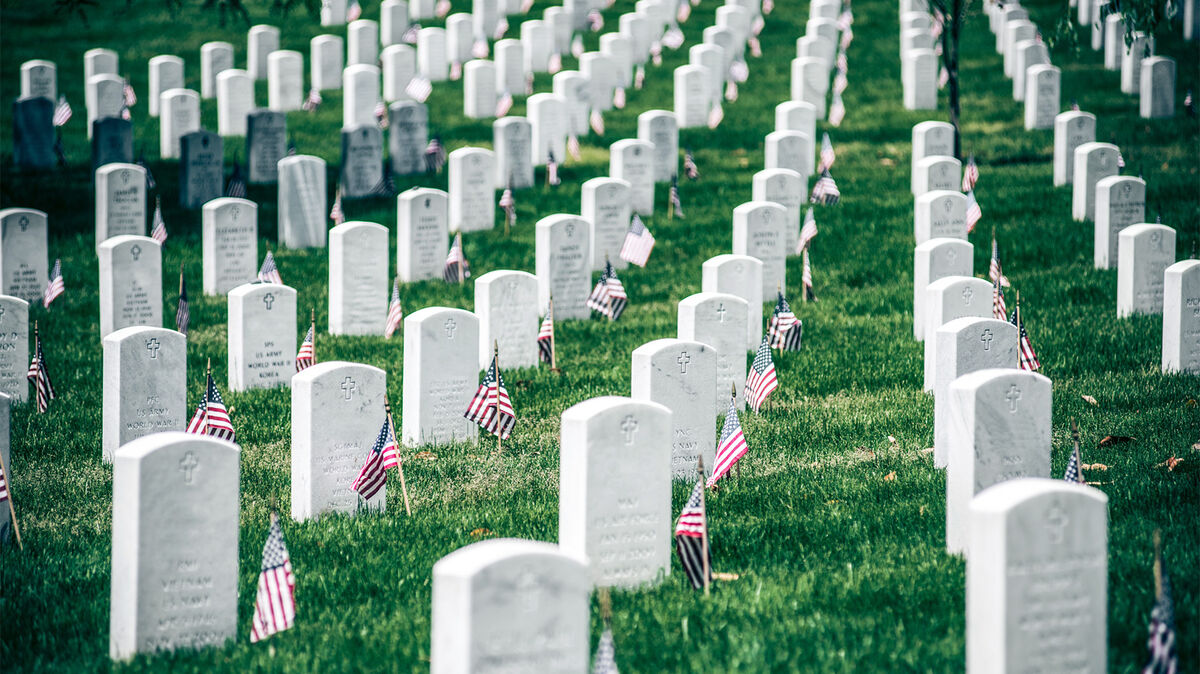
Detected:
left=949, top=0, right=962, bottom=159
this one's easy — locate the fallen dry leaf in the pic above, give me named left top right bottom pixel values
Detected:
left=883, top=471, right=896, bottom=481
left=1082, top=463, right=1110, bottom=471
left=470, top=528, right=493, bottom=538
left=1099, top=435, right=1136, bottom=447
left=880, top=157, right=896, bottom=167
left=921, top=447, right=934, bottom=454
left=1155, top=456, right=1182, bottom=471
left=713, top=572, right=741, bottom=581
left=826, top=499, right=841, bottom=505
left=1082, top=395, right=1098, bottom=406
left=414, top=451, right=438, bottom=461
left=1184, top=398, right=1197, bottom=408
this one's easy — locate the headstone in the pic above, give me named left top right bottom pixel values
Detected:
left=752, top=169, right=804, bottom=254
left=914, top=238, right=974, bottom=341
left=493, top=116, right=534, bottom=188
left=343, top=64, right=381, bottom=130
left=246, top=110, right=287, bottom=184
left=764, top=130, right=814, bottom=181
left=390, top=101, right=430, bottom=176
left=12, top=97, right=55, bottom=171
left=268, top=50, right=304, bottom=111
left=494, top=39, right=526, bottom=95
left=600, top=34, right=634, bottom=88
left=102, top=326, right=186, bottom=461
left=0, top=297, right=29, bottom=402
left=690, top=44, right=726, bottom=105
left=946, top=369, right=1052, bottom=555
left=913, top=156, right=962, bottom=196
left=446, top=14, right=473, bottom=68
left=87, top=74, right=124, bottom=139
left=903, top=48, right=938, bottom=110
left=1071, top=142, right=1119, bottom=221
left=732, top=202, right=787, bottom=296
left=98, top=236, right=162, bottom=339
left=1001, top=21, right=1036, bottom=76
left=430, top=539, right=589, bottom=674
left=620, top=13, right=652, bottom=62
left=631, top=339, right=717, bottom=478
left=582, top=177, right=633, bottom=271
left=775, top=100, right=818, bottom=148
left=967, top=479, right=1108, bottom=673
left=546, top=6, right=572, bottom=53
left=610, top=139, right=655, bottom=216
left=228, top=282, right=296, bottom=391
left=678, top=292, right=749, bottom=409
left=381, top=0, right=410, bottom=46
left=418, top=27, right=450, bottom=82
left=791, top=56, right=828, bottom=116
left=291, top=361, right=388, bottom=519
left=148, top=56, right=185, bottom=118
left=86, top=115, right=133, bottom=172
left=674, top=64, right=711, bottom=129
left=1104, top=13, right=1124, bottom=70
left=719, top=5, right=753, bottom=44
left=20, top=60, right=56, bottom=102
left=521, top=19, right=553, bottom=73
left=922, top=276, right=993, bottom=391
left=311, top=35, right=345, bottom=91
left=84, top=47, right=119, bottom=81
left=0, top=394, right=8, bottom=542
left=202, top=198, right=258, bottom=294
left=932, top=317, right=1018, bottom=469
left=449, top=148, right=497, bottom=232
left=159, top=88, right=200, bottom=159
left=472, top=0, right=501, bottom=42
left=536, top=214, right=591, bottom=319
left=397, top=188, right=450, bottom=281
left=911, top=121, right=956, bottom=194
left=1163, top=260, right=1200, bottom=374
left=463, top=59, right=497, bottom=118
left=348, top=19, right=381, bottom=66
left=702, top=254, right=763, bottom=349
left=1093, top=175, right=1145, bottom=269
left=1139, top=56, right=1176, bottom=119
left=277, top=155, right=328, bottom=249
left=95, top=163, right=148, bottom=246
left=1023, top=64, right=1060, bottom=130
left=1011, top=39, right=1048, bottom=101
left=703, top=25, right=739, bottom=68
left=1119, top=31, right=1152, bottom=94
left=109, top=432, right=238, bottom=661
left=410, top=0, right=435, bottom=19
left=247, top=25, right=280, bottom=80
left=475, top=270, right=539, bottom=370
left=330, top=221, right=389, bottom=335
left=383, top=45, right=418, bottom=102
left=637, top=111, right=678, bottom=183
left=553, top=71, right=589, bottom=136
left=1052, top=111, right=1096, bottom=186
left=321, top=0, right=347, bottom=25
left=1117, top=223, right=1176, bottom=317
left=0, top=208, right=48, bottom=304
left=559, top=396, right=672, bottom=587
left=216, top=69, right=253, bottom=136
left=179, top=131, right=224, bottom=209
left=341, top=125, right=385, bottom=198
left=200, top=41, right=234, bottom=99
left=402, top=307, right=480, bottom=446
left=527, top=93, right=568, bottom=168
left=915, top=190, right=968, bottom=245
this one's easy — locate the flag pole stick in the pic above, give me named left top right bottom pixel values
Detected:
left=33, top=322, right=44, bottom=415
left=0, top=449, right=23, bottom=550
left=698, top=454, right=710, bottom=596
left=385, top=400, right=413, bottom=516
left=1015, top=290, right=1022, bottom=369
left=1152, top=529, right=1163, bottom=601
left=549, top=295, right=560, bottom=374
left=731, top=383, right=741, bottom=481
left=668, top=182, right=675, bottom=220
left=310, top=307, right=316, bottom=363
left=494, top=341, right=502, bottom=454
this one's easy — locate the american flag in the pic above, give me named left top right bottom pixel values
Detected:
left=1185, top=89, right=1195, bottom=117
left=226, top=162, right=248, bottom=198
left=989, top=237, right=1011, bottom=288
left=137, top=150, right=156, bottom=190
left=249, top=517, right=296, bottom=643
left=374, top=100, right=390, bottom=129
left=443, top=232, right=471, bottom=283
left=449, top=61, right=462, bottom=81
left=26, top=333, right=56, bottom=414
left=707, top=393, right=748, bottom=487
left=828, top=91, right=846, bottom=127
left=1009, top=306, right=1040, bottom=371
left=683, top=148, right=699, bottom=180
left=1063, top=426, right=1084, bottom=484
left=744, top=334, right=778, bottom=413
left=405, top=76, right=432, bottom=103
left=287, top=138, right=298, bottom=156
left=762, top=0, right=773, bottom=13
left=176, top=269, right=190, bottom=335
left=53, top=95, right=72, bottom=126
left=571, top=35, right=585, bottom=58
left=674, top=479, right=711, bottom=589
left=1144, top=545, right=1177, bottom=674
left=818, top=132, right=835, bottom=172
left=768, top=291, right=802, bottom=351
left=464, top=354, right=516, bottom=439
left=749, top=36, right=763, bottom=57
left=547, top=150, right=561, bottom=186
left=499, top=183, right=516, bottom=229
left=962, top=155, right=980, bottom=192
left=495, top=17, right=509, bottom=40
left=0, top=461, right=8, bottom=503
left=592, top=627, right=619, bottom=673
left=402, top=24, right=421, bottom=44
left=588, top=8, right=604, bottom=30
left=834, top=67, right=848, bottom=94
left=472, top=39, right=489, bottom=59
left=567, top=135, right=582, bottom=162
left=186, top=372, right=235, bottom=442
left=590, top=109, right=605, bottom=136
left=295, top=325, right=315, bottom=372
left=811, top=169, right=841, bottom=205
left=425, top=137, right=447, bottom=173
left=537, top=313, right=554, bottom=364
left=931, top=8, right=944, bottom=37
left=384, top=280, right=403, bottom=338
left=650, top=41, right=663, bottom=65
left=619, top=215, right=655, bottom=267
left=347, top=0, right=363, bottom=20
left=669, top=175, right=684, bottom=218
left=1117, top=148, right=1126, bottom=169
left=724, top=80, right=739, bottom=102
left=43, top=259, right=64, bottom=309
left=614, top=86, right=627, bottom=109
left=123, top=79, right=137, bottom=107
left=151, top=198, right=168, bottom=245
left=1071, top=98, right=1081, bottom=111
left=634, top=65, right=646, bottom=90
left=302, top=89, right=322, bottom=112
left=992, top=275, right=1007, bottom=320
left=802, top=248, right=815, bottom=301
left=495, top=90, right=514, bottom=117
left=586, top=260, right=628, bottom=320
left=350, top=418, right=401, bottom=501
left=259, top=251, right=283, bottom=284
left=707, top=101, right=724, bottom=129
left=548, top=52, right=563, bottom=74
left=329, top=186, right=345, bottom=225
left=938, top=65, right=949, bottom=90
left=966, top=189, right=982, bottom=232
left=798, top=208, right=818, bottom=253
left=837, top=7, right=853, bottom=29
left=435, top=0, right=450, bottom=16
left=665, top=27, right=686, bottom=50
left=677, top=0, right=691, bottom=22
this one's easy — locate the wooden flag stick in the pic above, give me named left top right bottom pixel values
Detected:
left=698, top=454, right=710, bottom=596
left=1015, top=290, right=1022, bottom=369
left=1152, top=529, right=1163, bottom=600
left=731, top=382, right=741, bottom=481
left=549, top=295, right=560, bottom=374
left=494, top=341, right=502, bottom=453
left=599, top=587, right=612, bottom=627
left=310, top=307, right=316, bottom=362
left=0, top=449, right=23, bottom=550
left=178, top=262, right=184, bottom=296
left=385, top=400, right=413, bottom=516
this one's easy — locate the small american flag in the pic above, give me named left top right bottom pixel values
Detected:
left=53, top=134, right=66, bottom=168
left=966, top=189, right=982, bottom=232
left=744, top=334, right=778, bottom=413
left=53, top=95, right=72, bottom=126
left=186, top=372, right=235, bottom=442
left=840, top=26, right=853, bottom=50
left=176, top=269, right=190, bottom=335
left=762, top=0, right=773, bottom=12
left=375, top=101, right=390, bottom=129
left=1144, top=543, right=1177, bottom=674
left=619, top=215, right=655, bottom=267
left=405, top=76, right=432, bottom=103
left=472, top=39, right=489, bottom=59
left=752, top=14, right=765, bottom=35
left=435, top=0, right=450, bottom=17
left=989, top=237, right=1011, bottom=288
left=567, top=135, right=582, bottom=162
left=992, top=276, right=1007, bottom=320
left=499, top=183, right=516, bottom=229
left=43, top=259, right=64, bottom=309
left=707, top=101, right=724, bottom=128
left=587, top=260, right=628, bottom=320
left=614, top=86, right=627, bottom=109
left=537, top=313, right=554, bottom=364
left=347, top=0, right=363, bottom=20
left=425, top=137, right=447, bottom=173
left=1063, top=425, right=1084, bottom=484
left=768, top=291, right=802, bottom=351
left=938, top=65, right=949, bottom=89
left=572, top=35, right=585, bottom=58
left=151, top=198, right=168, bottom=245
left=802, top=248, right=815, bottom=301
left=1117, top=149, right=1126, bottom=169
left=370, top=159, right=398, bottom=197
left=384, top=280, right=403, bottom=338
left=837, top=7, right=853, bottom=29
left=137, top=150, right=156, bottom=190
left=443, top=232, right=471, bottom=283
left=1185, top=89, right=1195, bottom=117
left=494, top=17, right=509, bottom=40
left=590, top=109, right=606, bottom=136
left=0, top=461, right=8, bottom=503
left=1070, top=98, right=1081, bottom=111
left=724, top=80, right=739, bottom=102
left=287, top=138, right=298, bottom=156
left=674, top=479, right=711, bottom=589
left=729, top=60, right=749, bottom=83
left=664, top=26, right=686, bottom=49
left=818, top=133, right=836, bottom=172
left=495, top=90, right=514, bottom=117
left=449, top=61, right=463, bottom=81
left=962, top=155, right=980, bottom=192
left=402, top=24, right=421, bottom=44
left=809, top=169, right=841, bottom=205
left=707, top=393, right=747, bottom=487
left=295, top=325, right=315, bottom=372
left=548, top=52, right=563, bottom=74
left=123, top=80, right=137, bottom=107
left=350, top=418, right=401, bottom=501
left=798, top=208, right=818, bottom=253
left=464, top=354, right=516, bottom=439
left=683, top=148, right=699, bottom=180
left=226, top=162, right=248, bottom=198
left=329, top=186, right=345, bottom=225
left=669, top=175, right=684, bottom=218
left=592, top=627, right=619, bottom=673
left=749, top=36, right=763, bottom=58
left=1009, top=306, right=1040, bottom=371
left=588, top=8, right=604, bottom=30
left=834, top=61, right=848, bottom=92
left=634, top=65, right=646, bottom=90
left=650, top=41, right=663, bottom=65
left=302, top=88, right=322, bottom=112
left=249, top=517, right=296, bottom=643
left=258, top=251, right=283, bottom=284
left=547, top=151, right=561, bottom=186
left=828, top=91, right=846, bottom=126
left=677, top=0, right=691, bottom=22
left=26, top=333, right=56, bottom=414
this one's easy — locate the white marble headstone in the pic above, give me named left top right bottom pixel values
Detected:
left=449, top=148, right=497, bottom=232
left=1162, top=260, right=1200, bottom=374
left=923, top=276, right=993, bottom=391
left=247, top=25, right=280, bottom=80
left=402, top=307, right=480, bottom=446
left=148, top=56, right=184, bottom=118
left=914, top=238, right=974, bottom=341
left=0, top=208, right=49, bottom=304
left=674, top=64, right=711, bottom=129
left=227, top=282, right=296, bottom=391
left=913, top=156, right=962, bottom=196
left=1117, top=223, right=1176, bottom=317
left=200, top=41, right=234, bottom=99
left=632, top=339, right=717, bottom=479
left=383, top=45, right=417, bottom=102
left=536, top=214, right=592, bottom=319
left=582, top=177, right=632, bottom=271
left=330, top=221, right=389, bottom=335
left=610, top=139, right=655, bottom=215
left=202, top=198, right=258, bottom=294
left=732, top=201, right=787, bottom=296
left=1052, top=111, right=1096, bottom=186
left=268, top=50, right=304, bottom=111
left=95, top=164, right=148, bottom=246
left=277, top=155, right=328, bottom=249
left=493, top=116, right=534, bottom=188
left=932, top=317, right=1018, bottom=469
left=1093, top=175, right=1145, bottom=269
left=475, top=270, right=539, bottom=370
left=0, top=297, right=29, bottom=403
left=702, top=254, right=764, bottom=349
left=764, top=130, right=814, bottom=182
left=915, top=190, right=968, bottom=245
left=678, top=292, right=749, bottom=410
left=397, top=188, right=449, bottom=282
left=751, top=169, right=804, bottom=255
left=102, top=326, right=186, bottom=461
left=216, top=69, right=254, bottom=136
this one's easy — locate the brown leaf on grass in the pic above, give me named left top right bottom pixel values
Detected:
left=1082, top=463, right=1109, bottom=471
left=883, top=471, right=896, bottom=481
left=1184, top=398, right=1196, bottom=408
left=713, top=572, right=741, bottom=581
left=469, top=528, right=493, bottom=538
left=1098, top=435, right=1136, bottom=447
left=414, top=451, right=438, bottom=461
left=1155, top=456, right=1182, bottom=471
left=921, top=447, right=934, bottom=454
left=826, top=499, right=841, bottom=504
left=1082, top=395, right=1098, bottom=406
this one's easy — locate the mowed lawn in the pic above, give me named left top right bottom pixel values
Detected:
left=1, top=0, right=1197, bottom=669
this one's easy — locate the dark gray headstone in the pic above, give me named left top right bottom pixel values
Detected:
left=179, top=130, right=224, bottom=209
left=92, top=117, right=134, bottom=170
left=341, top=125, right=384, bottom=198
left=12, top=97, right=54, bottom=171
left=246, top=109, right=287, bottom=184
left=388, top=101, right=428, bottom=176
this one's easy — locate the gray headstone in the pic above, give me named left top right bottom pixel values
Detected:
left=12, top=97, right=55, bottom=171
left=637, top=110, right=679, bottom=183
left=493, top=116, right=534, bottom=188
left=98, top=236, right=162, bottom=339
left=277, top=155, right=328, bottom=249
left=0, top=297, right=29, bottom=403
left=610, top=139, right=655, bottom=216
left=1071, top=142, right=1120, bottom=221
left=102, top=327, right=187, bottom=462
left=1162, top=260, right=1200, bottom=374
left=389, top=101, right=430, bottom=176
left=268, top=50, right=304, bottom=111
left=1139, top=56, right=1176, bottom=119
left=20, top=60, right=56, bottom=102
left=202, top=198, right=259, bottom=294
left=159, top=88, right=201, bottom=159
left=95, top=163, right=148, bottom=246
left=92, top=117, right=134, bottom=170
left=448, top=147, right=496, bottom=233
left=397, top=188, right=449, bottom=282
left=341, top=126, right=385, bottom=198
left=536, top=214, right=591, bottom=320
left=148, top=55, right=185, bottom=118
left=330, top=221, right=389, bottom=335
left=228, top=282, right=296, bottom=391
left=179, top=131, right=224, bottom=209
left=0, top=208, right=49, bottom=304
left=402, top=307, right=480, bottom=446
left=1052, top=111, right=1096, bottom=186
left=246, top=109, right=287, bottom=184
left=0, top=394, right=9, bottom=543
left=311, top=35, right=345, bottom=91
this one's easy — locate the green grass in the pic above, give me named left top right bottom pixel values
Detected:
left=1, top=0, right=1198, bottom=670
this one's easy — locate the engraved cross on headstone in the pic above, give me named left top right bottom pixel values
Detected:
left=444, top=319, right=457, bottom=338
left=961, top=286, right=974, bottom=304
left=179, top=451, right=199, bottom=485
left=716, top=303, right=727, bottom=322
left=18, top=216, right=29, bottom=232
left=980, top=329, right=993, bottom=351
left=263, top=293, right=275, bottom=310
left=1005, top=384, right=1022, bottom=412
left=130, top=244, right=142, bottom=261
left=621, top=415, right=638, bottom=444
left=1044, top=504, right=1069, bottom=544
left=677, top=351, right=691, bottom=374
left=341, top=377, right=357, bottom=400
left=145, top=338, right=161, bottom=359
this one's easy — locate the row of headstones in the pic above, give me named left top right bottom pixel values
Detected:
left=898, top=0, right=940, bottom=110
left=784, top=0, right=845, bottom=118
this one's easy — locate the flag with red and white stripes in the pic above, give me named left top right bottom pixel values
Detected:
left=499, top=183, right=516, bottom=229
left=707, top=392, right=748, bottom=487
left=547, top=151, right=561, bottom=186
left=350, top=418, right=401, bottom=501
left=295, top=325, right=315, bottom=372
left=989, top=237, right=1011, bottom=288
left=745, top=334, right=779, bottom=413
left=567, top=135, right=582, bottom=162
left=619, top=215, right=655, bottom=267
left=674, top=479, right=711, bottom=589
left=828, top=90, right=846, bottom=126
left=962, top=155, right=980, bottom=192
left=966, top=189, right=982, bottom=233
left=818, top=133, right=835, bottom=172
left=590, top=109, right=606, bottom=136
left=347, top=0, right=363, bottom=20
left=798, top=208, right=818, bottom=253
left=443, top=232, right=471, bottom=283
left=683, top=148, right=699, bottom=180
left=537, top=313, right=554, bottom=364
left=496, top=90, right=514, bottom=117
left=384, top=280, right=403, bottom=338
left=587, top=260, right=628, bottom=320
left=1010, top=306, right=1041, bottom=371
left=0, top=461, right=8, bottom=503
left=186, top=373, right=236, bottom=442
left=405, top=76, right=433, bottom=103
left=26, top=334, right=55, bottom=414
left=258, top=251, right=283, bottom=284
left=53, top=96, right=72, bottom=127
left=768, top=291, right=802, bottom=351
left=302, top=89, right=322, bottom=112
left=43, top=259, right=64, bottom=309
left=707, top=101, right=724, bottom=129
left=802, top=248, right=816, bottom=301
left=249, top=517, right=296, bottom=643
left=329, top=186, right=345, bottom=225
left=810, top=169, right=841, bottom=205
left=150, top=197, right=168, bottom=245
left=992, top=275, right=1007, bottom=320
left=464, top=354, right=516, bottom=439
